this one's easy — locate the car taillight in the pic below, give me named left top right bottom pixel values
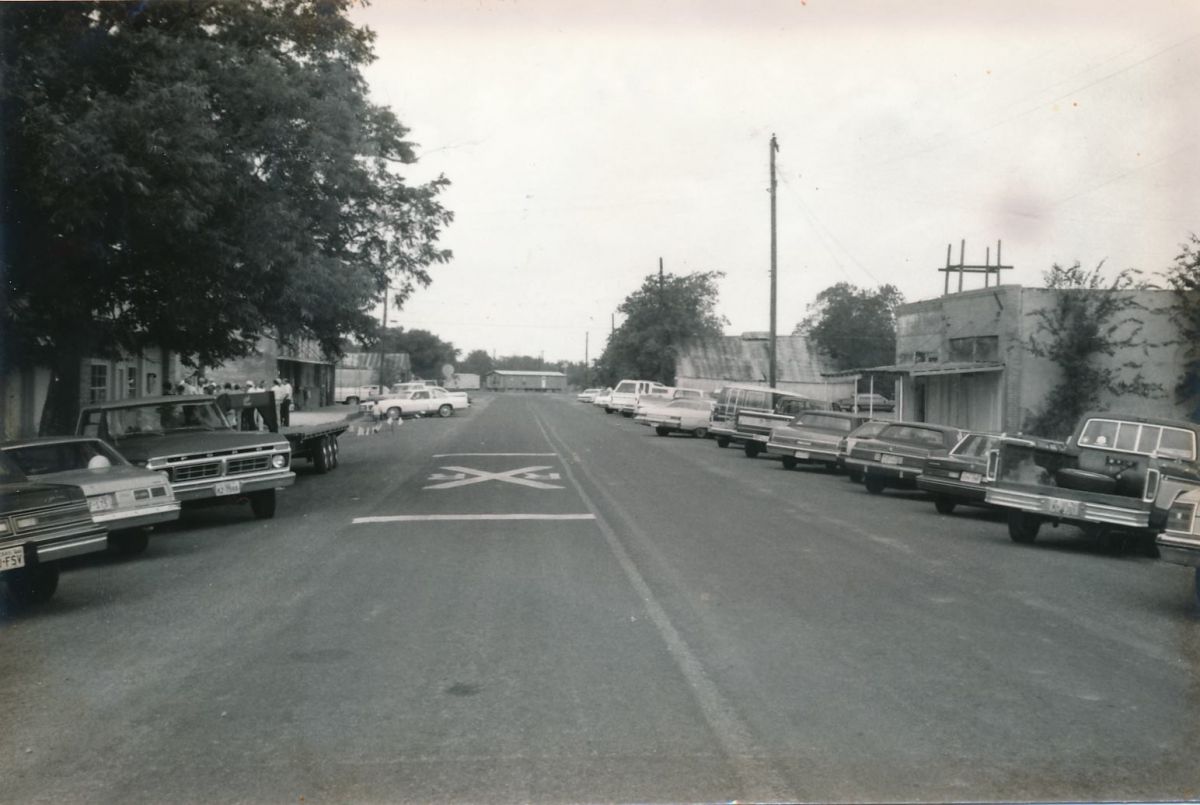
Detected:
left=986, top=449, right=999, bottom=481
left=1165, top=501, right=1197, bottom=535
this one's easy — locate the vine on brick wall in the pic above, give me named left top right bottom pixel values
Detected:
left=1164, top=234, right=1200, bottom=421
left=1023, top=262, right=1162, bottom=439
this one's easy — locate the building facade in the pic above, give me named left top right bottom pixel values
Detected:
left=485, top=370, right=567, bottom=392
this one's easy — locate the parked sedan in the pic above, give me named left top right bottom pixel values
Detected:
left=576, top=388, right=603, bottom=403
left=592, top=388, right=614, bottom=411
left=916, top=431, right=1002, bottom=514
left=1, top=436, right=179, bottom=555
left=634, top=398, right=715, bottom=437
left=766, top=410, right=870, bottom=471
left=844, top=421, right=965, bottom=495
left=832, top=393, right=894, bottom=413
left=836, top=420, right=889, bottom=483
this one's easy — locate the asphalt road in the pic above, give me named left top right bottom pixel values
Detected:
left=2, top=392, right=1198, bottom=803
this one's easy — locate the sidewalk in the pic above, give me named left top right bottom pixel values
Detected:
left=288, top=404, right=359, bottom=427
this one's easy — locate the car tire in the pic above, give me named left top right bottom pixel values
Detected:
left=604, top=407, right=614, bottom=415
left=313, top=436, right=331, bottom=473
left=864, top=475, right=887, bottom=494
left=781, top=456, right=797, bottom=470
left=108, top=529, right=150, bottom=556
left=387, top=406, right=402, bottom=420
left=1007, top=510, right=1041, bottom=543
left=848, top=469, right=863, bottom=484
left=2, top=562, right=60, bottom=608
left=438, top=404, right=453, bottom=418
left=934, top=496, right=957, bottom=515
left=347, top=396, right=359, bottom=406
left=692, top=427, right=708, bottom=439
left=250, top=489, right=277, bottom=519
left=716, top=437, right=730, bottom=448
left=743, top=442, right=762, bottom=458
left=621, top=411, right=633, bottom=418
left=654, top=426, right=671, bottom=437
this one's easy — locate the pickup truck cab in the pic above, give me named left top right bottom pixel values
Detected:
left=609, top=380, right=668, bottom=417
left=77, top=395, right=295, bottom=519
left=984, top=412, right=1200, bottom=549
left=1, top=451, right=109, bottom=606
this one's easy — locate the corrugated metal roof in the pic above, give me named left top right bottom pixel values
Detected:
left=338, top=351, right=411, bottom=370
left=488, top=370, right=567, bottom=377
left=675, top=335, right=834, bottom=383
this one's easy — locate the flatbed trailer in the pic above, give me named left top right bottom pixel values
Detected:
left=219, top=392, right=348, bottom=474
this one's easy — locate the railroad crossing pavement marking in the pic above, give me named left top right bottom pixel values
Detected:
left=352, top=513, right=595, bottom=523
left=423, top=465, right=564, bottom=490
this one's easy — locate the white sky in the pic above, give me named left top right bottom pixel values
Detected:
left=350, top=0, right=1200, bottom=364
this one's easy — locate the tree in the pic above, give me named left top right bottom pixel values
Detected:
left=796, top=283, right=904, bottom=372
left=459, top=349, right=495, bottom=378
left=375, top=327, right=459, bottom=380
left=0, top=1, right=452, bottom=433
left=1023, top=262, right=1161, bottom=438
left=596, top=270, right=727, bottom=385
left=1164, top=233, right=1200, bottom=419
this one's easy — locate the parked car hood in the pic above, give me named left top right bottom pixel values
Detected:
left=24, top=465, right=171, bottom=496
left=112, top=431, right=289, bottom=464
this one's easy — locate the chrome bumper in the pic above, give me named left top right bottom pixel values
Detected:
left=1156, top=534, right=1200, bottom=568
left=984, top=488, right=1150, bottom=529
left=174, top=470, right=296, bottom=501
left=92, top=501, right=182, bottom=529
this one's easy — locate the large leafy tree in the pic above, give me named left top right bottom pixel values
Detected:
left=796, top=283, right=904, bottom=372
left=375, top=327, right=459, bottom=380
left=596, top=270, right=727, bottom=385
left=1, top=1, right=452, bottom=432
left=459, top=349, right=495, bottom=378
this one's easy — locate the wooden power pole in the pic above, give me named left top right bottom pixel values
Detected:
left=769, top=134, right=779, bottom=389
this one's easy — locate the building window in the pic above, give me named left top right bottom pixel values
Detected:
left=127, top=367, right=139, bottom=398
left=948, top=336, right=999, bottom=363
left=89, top=364, right=109, bottom=403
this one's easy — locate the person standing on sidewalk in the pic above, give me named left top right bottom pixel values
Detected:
left=279, top=376, right=293, bottom=426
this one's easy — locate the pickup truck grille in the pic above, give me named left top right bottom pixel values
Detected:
left=171, top=463, right=221, bottom=482
left=228, top=456, right=271, bottom=475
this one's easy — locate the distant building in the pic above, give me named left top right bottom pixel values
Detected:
left=485, top=370, right=567, bottom=392
left=201, top=334, right=337, bottom=409
left=674, top=332, right=853, bottom=402
left=884, top=284, right=1190, bottom=432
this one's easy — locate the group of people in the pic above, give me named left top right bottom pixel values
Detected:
left=168, top=375, right=296, bottom=427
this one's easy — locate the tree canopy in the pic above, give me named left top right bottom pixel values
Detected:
left=595, top=270, right=726, bottom=385
left=374, top=327, right=459, bottom=381
left=796, top=283, right=904, bottom=372
left=0, top=1, right=452, bottom=431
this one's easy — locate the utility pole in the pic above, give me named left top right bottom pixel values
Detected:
left=658, top=257, right=666, bottom=382
left=378, top=282, right=389, bottom=388
left=769, top=133, right=779, bottom=389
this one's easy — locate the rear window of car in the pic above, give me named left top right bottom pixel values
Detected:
left=1079, top=418, right=1197, bottom=460
left=796, top=413, right=854, bottom=432
left=880, top=424, right=948, bottom=448
left=951, top=434, right=998, bottom=458
left=615, top=381, right=636, bottom=393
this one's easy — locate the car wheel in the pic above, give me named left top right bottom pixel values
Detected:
left=743, top=442, right=763, bottom=458
left=347, top=396, right=359, bottom=406
left=716, top=437, right=730, bottom=448
left=848, top=469, right=863, bottom=484
left=108, top=529, right=149, bottom=556
left=781, top=456, right=797, bottom=470
left=604, top=407, right=614, bottom=415
left=654, top=426, right=671, bottom=437
left=934, top=496, right=957, bottom=515
left=864, top=475, right=887, bottom=494
left=313, top=436, right=331, bottom=473
left=2, top=562, right=60, bottom=608
left=1007, top=510, right=1041, bottom=543
left=692, top=427, right=708, bottom=439
left=621, top=411, right=633, bottom=418
left=387, top=406, right=402, bottom=419
left=1194, top=568, right=1200, bottom=608
left=250, top=489, right=277, bottom=519
left=438, top=404, right=453, bottom=418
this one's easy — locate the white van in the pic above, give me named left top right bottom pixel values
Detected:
left=608, top=379, right=668, bottom=417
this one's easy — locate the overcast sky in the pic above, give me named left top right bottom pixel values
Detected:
left=349, top=0, right=1199, bottom=365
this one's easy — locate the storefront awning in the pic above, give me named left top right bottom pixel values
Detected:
left=910, top=361, right=1004, bottom=377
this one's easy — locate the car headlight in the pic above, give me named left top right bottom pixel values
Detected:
left=88, top=494, right=116, bottom=513
left=271, top=454, right=287, bottom=469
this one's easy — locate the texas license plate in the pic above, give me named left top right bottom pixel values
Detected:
left=214, top=481, right=241, bottom=497
left=960, top=472, right=983, bottom=484
left=0, top=545, right=26, bottom=571
left=794, top=450, right=810, bottom=460
left=1046, top=497, right=1081, bottom=517
left=881, top=454, right=903, bottom=465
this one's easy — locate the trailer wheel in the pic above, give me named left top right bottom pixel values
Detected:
left=2, top=562, right=60, bottom=608
left=330, top=436, right=340, bottom=468
left=1007, top=510, right=1041, bottom=543
left=781, top=456, right=797, bottom=470
left=864, top=475, right=887, bottom=494
left=312, top=436, right=331, bottom=474
left=934, top=496, right=957, bottom=515
left=108, top=529, right=149, bottom=556
left=437, top=404, right=453, bottom=418
left=250, top=489, right=277, bottom=519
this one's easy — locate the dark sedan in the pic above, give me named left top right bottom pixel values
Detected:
left=916, top=432, right=1002, bottom=514
left=766, top=411, right=870, bottom=471
left=845, top=421, right=965, bottom=495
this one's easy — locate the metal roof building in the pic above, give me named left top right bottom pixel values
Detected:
left=485, top=370, right=568, bottom=392
left=675, top=333, right=853, bottom=403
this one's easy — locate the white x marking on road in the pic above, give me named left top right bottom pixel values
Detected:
left=423, top=465, right=564, bottom=490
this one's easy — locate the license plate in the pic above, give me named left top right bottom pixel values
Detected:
left=960, top=472, right=983, bottom=484
left=1046, top=497, right=1081, bottom=517
left=214, top=481, right=241, bottom=497
left=881, top=454, right=903, bottom=465
left=0, top=545, right=25, bottom=571
left=794, top=451, right=810, bottom=460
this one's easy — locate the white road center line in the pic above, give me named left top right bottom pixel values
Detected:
left=352, top=514, right=595, bottom=523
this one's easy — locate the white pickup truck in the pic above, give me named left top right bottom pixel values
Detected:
left=370, top=387, right=470, bottom=419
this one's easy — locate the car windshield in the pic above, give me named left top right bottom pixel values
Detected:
left=951, top=434, right=998, bottom=458
left=4, top=440, right=128, bottom=475
left=849, top=421, right=887, bottom=438
left=1078, top=418, right=1197, bottom=459
left=880, top=424, right=948, bottom=448
left=106, top=401, right=230, bottom=437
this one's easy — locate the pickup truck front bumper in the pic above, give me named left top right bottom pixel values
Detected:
left=984, top=487, right=1150, bottom=529
left=173, top=470, right=296, bottom=502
